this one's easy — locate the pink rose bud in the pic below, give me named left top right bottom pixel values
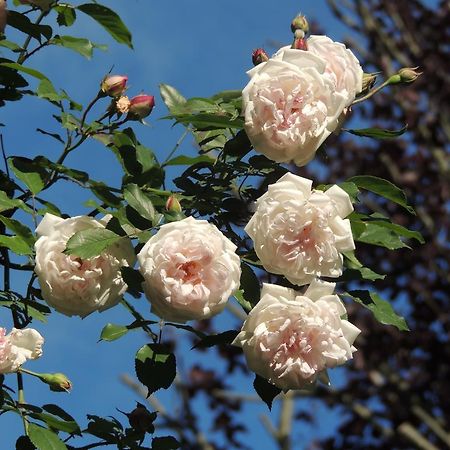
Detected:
left=165, top=195, right=182, bottom=213
left=128, top=94, right=155, bottom=120
left=0, top=0, right=6, bottom=34
left=291, top=34, right=308, bottom=51
left=291, top=14, right=309, bottom=35
left=252, top=48, right=269, bottom=66
left=101, top=75, right=128, bottom=97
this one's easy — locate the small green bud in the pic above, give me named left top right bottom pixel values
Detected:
left=398, top=67, right=422, bottom=83
left=39, top=372, right=72, bottom=392
left=291, top=14, right=309, bottom=35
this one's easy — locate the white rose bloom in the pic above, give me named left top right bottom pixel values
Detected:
left=233, top=281, right=360, bottom=390
left=0, top=327, right=44, bottom=374
left=306, top=35, right=363, bottom=102
left=137, top=216, right=241, bottom=323
left=242, top=48, right=347, bottom=166
left=34, top=213, right=136, bottom=318
left=245, top=173, right=355, bottom=286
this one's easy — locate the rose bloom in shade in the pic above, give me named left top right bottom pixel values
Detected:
left=0, top=327, right=44, bottom=374
left=242, top=48, right=347, bottom=166
left=34, top=214, right=136, bottom=318
left=137, top=216, right=241, bottom=323
left=233, top=281, right=360, bottom=390
left=245, top=173, right=355, bottom=286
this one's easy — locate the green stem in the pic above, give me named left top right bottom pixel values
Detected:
left=17, top=10, right=48, bottom=64
left=161, top=128, right=190, bottom=167
left=120, top=299, right=158, bottom=341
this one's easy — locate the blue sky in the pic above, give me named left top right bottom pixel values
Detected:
left=2, top=1, right=359, bottom=447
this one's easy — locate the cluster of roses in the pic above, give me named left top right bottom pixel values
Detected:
left=1, top=18, right=365, bottom=391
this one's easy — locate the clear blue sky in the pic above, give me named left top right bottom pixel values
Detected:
left=2, top=1, right=357, bottom=447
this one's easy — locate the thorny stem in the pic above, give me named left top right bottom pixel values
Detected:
left=352, top=78, right=392, bottom=105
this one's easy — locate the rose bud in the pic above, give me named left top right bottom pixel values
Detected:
left=398, top=67, right=422, bottom=83
left=39, top=372, right=72, bottom=392
left=290, top=14, right=309, bottom=35
left=101, top=75, right=128, bottom=97
left=165, top=195, right=182, bottom=213
left=0, top=1, right=7, bottom=34
left=128, top=403, right=157, bottom=433
left=361, top=72, right=377, bottom=94
left=252, top=48, right=269, bottom=66
left=128, top=94, right=155, bottom=120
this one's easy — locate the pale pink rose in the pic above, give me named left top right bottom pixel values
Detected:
left=245, top=173, right=355, bottom=286
left=34, top=214, right=136, bottom=318
left=0, top=327, right=44, bottom=374
left=128, top=94, right=155, bottom=120
left=137, top=217, right=241, bottom=323
left=307, top=35, right=363, bottom=102
left=242, top=50, right=347, bottom=166
left=233, top=281, right=360, bottom=390
left=0, top=1, right=6, bottom=34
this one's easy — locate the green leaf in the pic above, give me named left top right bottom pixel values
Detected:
left=0, top=40, right=22, bottom=51
left=362, top=213, right=424, bottom=243
left=348, top=175, right=415, bottom=214
left=29, top=411, right=80, bottom=434
left=15, top=436, right=35, bottom=450
left=60, top=112, right=80, bottom=131
left=238, top=262, right=261, bottom=311
left=0, top=191, right=33, bottom=214
left=344, top=290, right=409, bottom=331
left=123, top=184, right=156, bottom=223
left=345, top=125, right=408, bottom=139
left=9, top=157, right=47, bottom=195
left=86, top=415, right=122, bottom=440
left=6, top=11, right=53, bottom=42
left=64, top=228, right=123, bottom=259
left=171, top=113, right=244, bottom=130
left=341, top=252, right=385, bottom=281
left=0, top=235, right=33, bottom=255
left=159, top=83, right=187, bottom=114
left=164, top=155, right=215, bottom=166
left=0, top=216, right=35, bottom=246
left=135, top=344, right=176, bottom=396
left=0, top=62, right=49, bottom=80
left=37, top=79, right=64, bottom=102
left=28, top=423, right=67, bottom=450
left=193, top=330, right=239, bottom=349
left=55, top=5, right=77, bottom=27
left=152, top=436, right=181, bottom=450
left=253, top=375, right=281, bottom=410
left=100, top=323, right=129, bottom=342
left=121, top=267, right=144, bottom=298
left=52, top=35, right=97, bottom=59
left=77, top=3, right=133, bottom=48
left=351, top=220, right=409, bottom=250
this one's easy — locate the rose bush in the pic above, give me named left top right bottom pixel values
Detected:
left=0, top=327, right=44, bottom=374
left=137, top=216, right=241, bottom=323
left=245, top=173, right=355, bottom=286
left=34, top=214, right=136, bottom=318
left=243, top=35, right=362, bottom=166
left=233, top=281, right=360, bottom=390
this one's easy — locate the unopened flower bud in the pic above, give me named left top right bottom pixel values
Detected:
left=128, top=94, right=155, bottom=120
left=116, top=96, right=131, bottom=115
left=291, top=33, right=308, bottom=51
left=252, top=48, right=269, bottom=66
left=101, top=75, right=128, bottom=98
left=165, top=195, right=182, bottom=213
left=128, top=403, right=156, bottom=433
left=0, top=0, right=7, bottom=34
left=398, top=67, right=422, bottom=83
left=361, top=72, right=377, bottom=93
left=39, top=372, right=72, bottom=392
left=291, top=14, right=309, bottom=35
